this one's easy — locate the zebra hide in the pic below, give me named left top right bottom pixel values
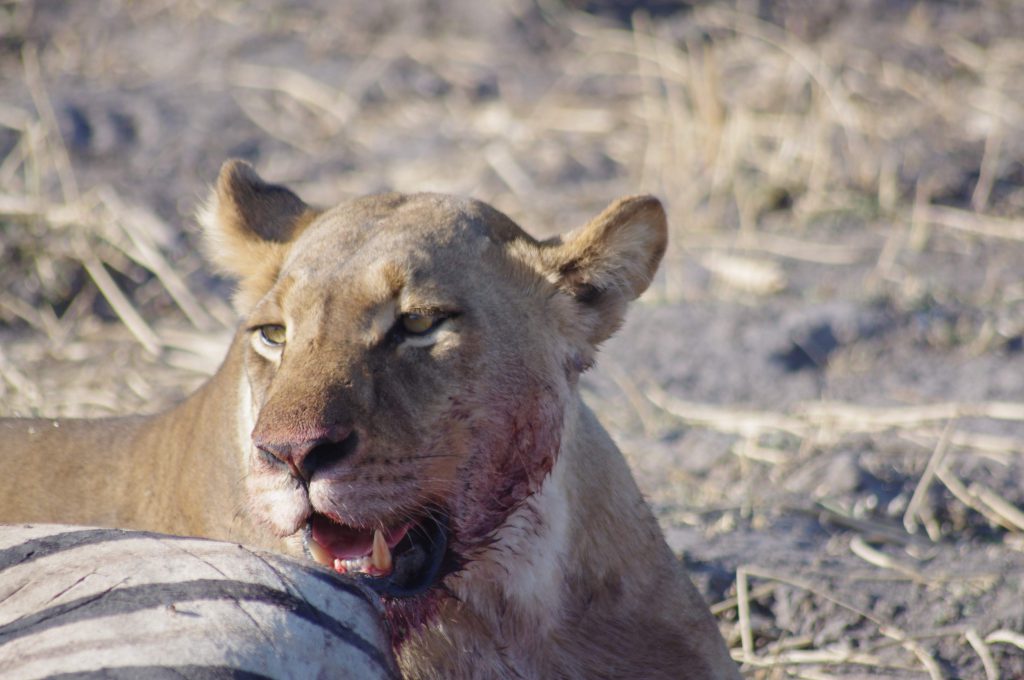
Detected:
left=0, top=524, right=398, bottom=679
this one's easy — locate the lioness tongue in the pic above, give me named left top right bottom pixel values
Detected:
left=309, top=515, right=410, bottom=576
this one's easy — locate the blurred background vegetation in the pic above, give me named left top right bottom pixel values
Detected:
left=1, top=1, right=1023, bottom=677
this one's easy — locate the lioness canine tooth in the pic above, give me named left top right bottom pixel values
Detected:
left=372, top=528, right=392, bottom=572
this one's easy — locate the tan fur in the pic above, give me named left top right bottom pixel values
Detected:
left=0, top=161, right=739, bottom=679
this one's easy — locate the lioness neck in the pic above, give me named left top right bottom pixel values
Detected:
left=400, top=397, right=737, bottom=680
left=0, top=330, right=269, bottom=548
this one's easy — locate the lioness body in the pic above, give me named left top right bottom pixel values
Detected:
left=0, top=337, right=276, bottom=551
left=0, top=162, right=739, bottom=678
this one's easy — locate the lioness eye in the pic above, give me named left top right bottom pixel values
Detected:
left=400, top=313, right=441, bottom=336
left=258, top=324, right=287, bottom=347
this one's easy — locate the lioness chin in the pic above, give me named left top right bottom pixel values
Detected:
left=1, top=161, right=739, bottom=679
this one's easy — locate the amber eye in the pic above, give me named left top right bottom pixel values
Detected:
left=400, top=313, right=441, bottom=336
left=258, top=324, right=287, bottom=347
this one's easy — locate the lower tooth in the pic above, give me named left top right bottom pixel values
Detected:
left=335, top=556, right=371, bottom=574
left=307, top=539, right=333, bottom=566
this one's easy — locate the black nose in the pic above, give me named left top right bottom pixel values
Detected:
left=253, top=425, right=357, bottom=482
left=297, top=431, right=359, bottom=481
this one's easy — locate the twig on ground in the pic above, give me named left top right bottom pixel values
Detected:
left=903, top=419, right=954, bottom=540
left=936, top=465, right=1024, bottom=533
left=967, top=483, right=1024, bottom=532
left=0, top=296, right=49, bottom=335
left=737, top=565, right=946, bottom=678
left=731, top=647, right=898, bottom=670
left=849, top=536, right=926, bottom=583
left=742, top=233, right=868, bottom=265
left=0, top=345, right=42, bottom=406
left=710, top=581, right=777, bottom=616
left=922, top=205, right=1024, bottom=243
left=647, top=384, right=1024, bottom=443
left=966, top=628, right=999, bottom=680
left=798, top=401, right=1024, bottom=430
left=735, top=567, right=754, bottom=661
left=645, top=385, right=808, bottom=438
left=98, top=187, right=220, bottom=332
left=900, top=430, right=1024, bottom=463
left=985, top=629, right=1024, bottom=651
left=701, top=252, right=788, bottom=295
left=812, top=501, right=922, bottom=547
left=79, top=255, right=162, bottom=355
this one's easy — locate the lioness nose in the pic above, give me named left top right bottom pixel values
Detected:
left=253, top=425, right=356, bottom=482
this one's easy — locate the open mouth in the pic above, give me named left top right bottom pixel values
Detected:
left=303, top=512, right=451, bottom=598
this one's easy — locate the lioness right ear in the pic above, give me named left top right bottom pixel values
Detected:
left=540, top=195, right=667, bottom=351
left=199, top=160, right=320, bottom=313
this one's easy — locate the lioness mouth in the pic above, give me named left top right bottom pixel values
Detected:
left=303, top=512, right=450, bottom=598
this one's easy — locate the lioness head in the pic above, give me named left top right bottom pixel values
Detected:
left=202, top=160, right=666, bottom=633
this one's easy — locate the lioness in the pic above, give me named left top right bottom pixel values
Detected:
left=0, top=161, right=739, bottom=679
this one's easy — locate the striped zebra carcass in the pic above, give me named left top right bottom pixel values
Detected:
left=0, top=524, right=398, bottom=679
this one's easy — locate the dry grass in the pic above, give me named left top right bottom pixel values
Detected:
left=1, top=0, right=1023, bottom=676
left=629, top=383, right=1024, bottom=677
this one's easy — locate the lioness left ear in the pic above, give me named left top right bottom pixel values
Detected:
left=199, top=160, right=321, bottom=313
left=541, top=195, right=667, bottom=348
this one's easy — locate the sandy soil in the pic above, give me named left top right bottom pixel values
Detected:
left=1, top=1, right=1023, bottom=677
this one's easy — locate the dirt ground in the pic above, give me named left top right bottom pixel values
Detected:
left=2, top=1, right=1023, bottom=677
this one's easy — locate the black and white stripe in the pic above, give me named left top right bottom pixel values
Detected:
left=0, top=524, right=398, bottom=679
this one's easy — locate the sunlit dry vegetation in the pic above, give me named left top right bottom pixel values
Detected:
left=1, top=1, right=1022, bottom=676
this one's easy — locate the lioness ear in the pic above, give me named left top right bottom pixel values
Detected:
left=199, top=160, right=320, bottom=313
left=541, top=195, right=667, bottom=348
